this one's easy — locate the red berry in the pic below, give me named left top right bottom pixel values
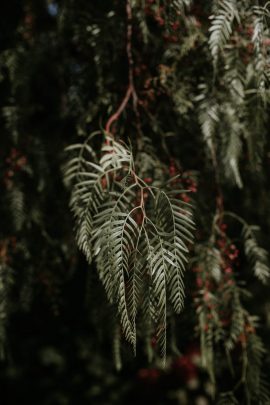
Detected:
left=171, top=21, right=180, bottom=31
left=196, top=277, right=203, bottom=288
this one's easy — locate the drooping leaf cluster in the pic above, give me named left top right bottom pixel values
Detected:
left=1, top=0, right=270, bottom=403
left=64, top=133, right=194, bottom=359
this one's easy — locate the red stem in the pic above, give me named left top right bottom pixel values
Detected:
left=105, top=86, right=132, bottom=133
left=105, top=0, right=141, bottom=142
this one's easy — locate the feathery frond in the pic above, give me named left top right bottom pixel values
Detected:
left=209, top=0, right=240, bottom=68
left=242, top=224, right=270, bottom=284
left=64, top=133, right=195, bottom=358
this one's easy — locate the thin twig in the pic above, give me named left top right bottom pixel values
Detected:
left=105, top=0, right=142, bottom=147
left=210, top=137, right=224, bottom=227
left=105, top=86, right=132, bottom=133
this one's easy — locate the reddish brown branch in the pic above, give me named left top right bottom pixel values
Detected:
left=105, top=0, right=142, bottom=143
left=209, top=141, right=224, bottom=233
left=105, top=86, right=132, bottom=133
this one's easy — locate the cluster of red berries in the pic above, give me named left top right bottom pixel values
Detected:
left=137, top=367, right=160, bottom=382
left=163, top=33, right=179, bottom=44
left=138, top=76, right=155, bottom=111
left=234, top=23, right=270, bottom=65
left=3, top=148, right=27, bottom=189
left=193, top=265, right=207, bottom=289
left=144, top=1, right=165, bottom=25
left=22, top=9, right=35, bottom=42
left=193, top=227, right=241, bottom=332
left=143, top=1, right=183, bottom=43
left=237, top=322, right=256, bottom=347
left=0, top=237, right=17, bottom=265
left=183, top=175, right=197, bottom=193
left=217, top=228, right=240, bottom=286
left=169, top=159, right=197, bottom=203
left=137, top=65, right=171, bottom=111
left=134, top=63, right=147, bottom=77
left=193, top=266, right=217, bottom=334
left=192, top=223, right=257, bottom=347
left=0, top=240, right=9, bottom=265
left=172, top=353, right=198, bottom=383
left=143, top=177, right=152, bottom=184
left=138, top=344, right=200, bottom=385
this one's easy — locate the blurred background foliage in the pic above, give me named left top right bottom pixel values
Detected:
left=1, top=0, right=270, bottom=404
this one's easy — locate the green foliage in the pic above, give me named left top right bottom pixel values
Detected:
left=217, top=391, right=239, bottom=405
left=1, top=0, right=270, bottom=403
left=242, top=224, right=270, bottom=284
left=0, top=259, right=13, bottom=359
left=209, top=0, right=240, bottom=68
left=64, top=133, right=194, bottom=358
left=193, top=214, right=270, bottom=401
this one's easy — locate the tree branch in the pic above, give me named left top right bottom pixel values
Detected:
left=105, top=0, right=142, bottom=144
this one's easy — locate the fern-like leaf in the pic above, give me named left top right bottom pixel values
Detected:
left=64, top=133, right=195, bottom=358
left=242, top=224, right=270, bottom=284
left=209, top=0, right=240, bottom=67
